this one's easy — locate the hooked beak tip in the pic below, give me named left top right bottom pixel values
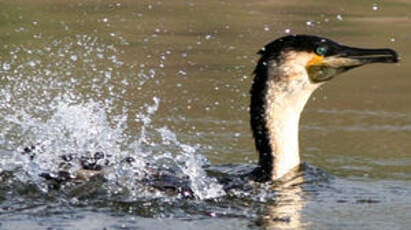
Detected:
left=341, top=47, right=399, bottom=64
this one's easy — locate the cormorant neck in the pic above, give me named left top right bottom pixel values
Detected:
left=250, top=56, right=319, bottom=181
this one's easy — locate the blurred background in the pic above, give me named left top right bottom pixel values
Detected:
left=0, top=0, right=410, bottom=229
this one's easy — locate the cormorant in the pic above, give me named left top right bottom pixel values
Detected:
left=22, top=35, right=399, bottom=189
left=250, top=35, right=398, bottom=181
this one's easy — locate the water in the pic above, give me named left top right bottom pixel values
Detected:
left=0, top=0, right=410, bottom=229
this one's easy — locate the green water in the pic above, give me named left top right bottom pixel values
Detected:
left=0, top=0, right=410, bottom=229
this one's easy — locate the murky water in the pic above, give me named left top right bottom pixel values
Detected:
left=0, top=0, right=410, bottom=229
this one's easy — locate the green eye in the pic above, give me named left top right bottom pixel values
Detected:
left=315, top=47, right=327, bottom=56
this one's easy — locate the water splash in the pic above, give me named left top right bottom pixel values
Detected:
left=0, top=34, right=225, bottom=200
left=156, top=126, right=225, bottom=199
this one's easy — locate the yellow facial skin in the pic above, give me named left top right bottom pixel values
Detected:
left=305, top=53, right=362, bottom=83
left=306, top=53, right=324, bottom=67
left=306, top=53, right=334, bottom=82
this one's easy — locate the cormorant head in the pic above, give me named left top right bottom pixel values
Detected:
left=257, top=35, right=398, bottom=83
left=250, top=35, right=398, bottom=181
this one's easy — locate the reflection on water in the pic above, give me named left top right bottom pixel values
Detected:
left=259, top=176, right=305, bottom=230
left=0, top=0, right=410, bottom=229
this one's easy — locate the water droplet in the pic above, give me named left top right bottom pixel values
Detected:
left=178, top=70, right=187, bottom=75
left=183, top=190, right=191, bottom=197
left=15, top=27, right=25, bottom=32
left=28, top=61, right=36, bottom=67
left=263, top=25, right=270, bottom=31
left=390, top=37, right=396, bottom=42
left=2, top=63, right=10, bottom=71
left=284, top=28, right=291, bottom=34
left=306, top=21, right=312, bottom=26
left=372, top=4, right=379, bottom=11
left=103, top=18, right=108, bottom=23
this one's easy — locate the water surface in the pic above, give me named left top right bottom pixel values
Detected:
left=0, top=0, right=410, bottom=229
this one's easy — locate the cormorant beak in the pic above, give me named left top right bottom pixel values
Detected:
left=307, top=45, right=399, bottom=83
left=337, top=46, right=398, bottom=64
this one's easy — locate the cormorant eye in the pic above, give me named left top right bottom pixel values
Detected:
left=315, top=47, right=327, bottom=56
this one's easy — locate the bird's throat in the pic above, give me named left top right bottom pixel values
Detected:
left=264, top=87, right=300, bottom=180
left=250, top=62, right=319, bottom=181
left=265, top=78, right=318, bottom=180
